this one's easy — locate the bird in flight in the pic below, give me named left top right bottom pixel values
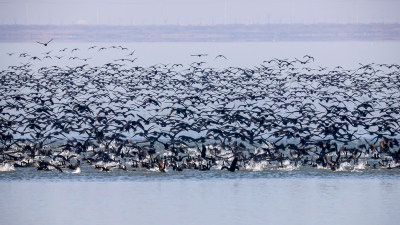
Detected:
left=36, top=38, right=53, bottom=46
left=190, top=54, right=208, bottom=57
left=114, top=58, right=137, bottom=63
left=215, top=55, right=227, bottom=60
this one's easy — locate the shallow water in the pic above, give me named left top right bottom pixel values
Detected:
left=1, top=177, right=399, bottom=225
left=1, top=165, right=400, bottom=182
left=1, top=167, right=400, bottom=225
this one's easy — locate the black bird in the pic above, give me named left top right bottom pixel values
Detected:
left=127, top=50, right=135, bottom=56
left=221, top=157, right=239, bottom=172
left=0, top=51, right=398, bottom=175
left=215, top=55, right=227, bottom=60
left=36, top=38, right=53, bottom=46
left=191, top=54, right=208, bottom=57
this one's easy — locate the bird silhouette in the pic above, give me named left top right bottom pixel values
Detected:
left=36, top=38, right=53, bottom=46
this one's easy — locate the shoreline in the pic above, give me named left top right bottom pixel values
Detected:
left=1, top=23, right=399, bottom=42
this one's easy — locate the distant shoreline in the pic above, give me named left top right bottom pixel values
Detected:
left=1, top=24, right=400, bottom=42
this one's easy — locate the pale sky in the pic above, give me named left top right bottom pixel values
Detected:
left=0, top=0, right=399, bottom=25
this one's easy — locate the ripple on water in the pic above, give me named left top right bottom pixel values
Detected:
left=1, top=165, right=400, bottom=182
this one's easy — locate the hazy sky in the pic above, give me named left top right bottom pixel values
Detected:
left=0, top=0, right=399, bottom=25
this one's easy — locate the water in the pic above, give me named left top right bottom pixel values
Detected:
left=1, top=164, right=400, bottom=181
left=1, top=41, right=400, bottom=225
left=1, top=167, right=400, bottom=225
left=1, top=177, right=399, bottom=225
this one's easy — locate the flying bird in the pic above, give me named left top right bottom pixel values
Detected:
left=36, top=38, right=53, bottom=46
left=191, top=54, right=208, bottom=57
left=215, top=55, right=227, bottom=60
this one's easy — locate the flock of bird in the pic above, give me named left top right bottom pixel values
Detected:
left=1, top=39, right=400, bottom=174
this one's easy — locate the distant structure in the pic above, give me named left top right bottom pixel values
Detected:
left=1, top=24, right=399, bottom=42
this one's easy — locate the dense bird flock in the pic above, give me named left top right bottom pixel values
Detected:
left=1, top=43, right=400, bottom=173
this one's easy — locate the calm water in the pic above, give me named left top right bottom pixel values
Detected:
left=1, top=41, right=400, bottom=225
left=1, top=167, right=400, bottom=225
left=1, top=176, right=399, bottom=225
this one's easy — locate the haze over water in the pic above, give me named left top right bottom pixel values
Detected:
left=1, top=0, right=400, bottom=25
left=2, top=41, right=400, bottom=69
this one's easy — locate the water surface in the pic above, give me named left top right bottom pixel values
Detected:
left=1, top=176, right=399, bottom=225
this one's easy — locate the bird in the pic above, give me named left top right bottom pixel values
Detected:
left=215, top=55, right=227, bottom=60
left=36, top=38, right=53, bottom=46
left=221, top=157, right=239, bottom=172
left=0, top=49, right=398, bottom=175
left=190, top=54, right=208, bottom=57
